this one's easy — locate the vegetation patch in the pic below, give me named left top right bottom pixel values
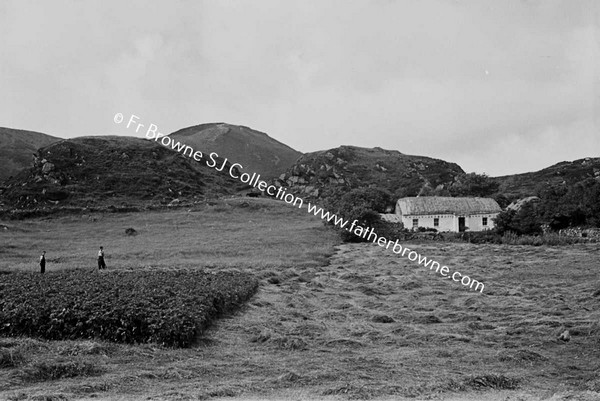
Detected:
left=498, top=349, right=548, bottom=363
left=461, top=374, right=520, bottom=390
left=0, top=347, right=25, bottom=368
left=18, top=360, right=103, bottom=382
left=29, top=395, right=70, bottom=401
left=68, top=382, right=111, bottom=394
left=0, top=269, right=258, bottom=347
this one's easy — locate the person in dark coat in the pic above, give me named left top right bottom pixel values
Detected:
left=40, top=251, right=46, bottom=274
left=98, top=246, right=107, bottom=270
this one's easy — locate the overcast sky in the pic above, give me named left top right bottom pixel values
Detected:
left=1, top=0, right=598, bottom=176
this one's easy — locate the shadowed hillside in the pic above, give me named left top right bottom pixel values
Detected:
left=0, top=136, right=241, bottom=214
left=494, top=157, right=600, bottom=199
left=276, top=145, right=465, bottom=199
left=0, top=127, right=62, bottom=182
left=170, top=123, right=302, bottom=179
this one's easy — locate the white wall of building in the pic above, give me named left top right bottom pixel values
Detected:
left=466, top=213, right=497, bottom=231
left=401, top=214, right=455, bottom=231
left=402, top=213, right=498, bottom=232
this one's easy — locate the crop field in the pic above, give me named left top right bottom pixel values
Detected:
left=0, top=269, right=258, bottom=347
left=1, top=197, right=600, bottom=401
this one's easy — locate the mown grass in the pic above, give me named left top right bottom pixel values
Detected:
left=1, top=197, right=599, bottom=400
left=18, top=361, right=104, bottom=382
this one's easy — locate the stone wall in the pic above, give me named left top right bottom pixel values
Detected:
left=558, top=227, right=600, bottom=239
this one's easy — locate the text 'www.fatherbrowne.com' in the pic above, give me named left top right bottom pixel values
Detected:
left=114, top=113, right=485, bottom=293
left=305, top=203, right=484, bottom=292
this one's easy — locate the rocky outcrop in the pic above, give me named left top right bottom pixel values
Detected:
left=272, top=145, right=464, bottom=200
left=0, top=136, right=241, bottom=212
left=0, top=127, right=62, bottom=182
left=506, top=196, right=541, bottom=211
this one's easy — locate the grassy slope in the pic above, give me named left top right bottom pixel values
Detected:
left=1, top=136, right=242, bottom=212
left=0, top=127, right=62, bottom=183
left=1, top=197, right=600, bottom=400
left=494, top=157, right=600, bottom=198
left=170, top=123, right=302, bottom=179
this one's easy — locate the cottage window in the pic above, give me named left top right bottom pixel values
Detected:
left=434, top=218, right=439, bottom=227
left=482, top=217, right=488, bottom=226
left=412, top=218, right=418, bottom=228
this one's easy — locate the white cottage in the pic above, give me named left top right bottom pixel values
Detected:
left=382, top=196, right=502, bottom=232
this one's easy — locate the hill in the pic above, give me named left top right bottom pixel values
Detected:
left=275, top=145, right=465, bottom=200
left=0, top=136, right=242, bottom=214
left=494, top=157, right=600, bottom=199
left=169, top=123, right=302, bottom=179
left=0, top=127, right=62, bottom=182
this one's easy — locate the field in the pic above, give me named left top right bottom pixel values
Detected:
left=1, top=197, right=600, bottom=401
left=0, top=269, right=258, bottom=347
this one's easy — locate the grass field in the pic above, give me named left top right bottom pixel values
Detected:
left=1, top=197, right=600, bottom=400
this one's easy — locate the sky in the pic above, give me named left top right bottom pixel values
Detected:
left=1, top=0, right=598, bottom=176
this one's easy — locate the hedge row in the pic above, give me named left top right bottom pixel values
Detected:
left=0, top=269, right=258, bottom=347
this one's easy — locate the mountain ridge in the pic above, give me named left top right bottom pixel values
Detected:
left=493, top=156, right=600, bottom=198
left=169, top=123, right=302, bottom=179
left=2, top=124, right=598, bottom=215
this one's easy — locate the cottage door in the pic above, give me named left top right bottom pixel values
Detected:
left=458, top=217, right=466, bottom=232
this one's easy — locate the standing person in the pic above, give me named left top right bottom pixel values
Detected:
left=98, top=246, right=107, bottom=270
left=40, top=251, right=46, bottom=274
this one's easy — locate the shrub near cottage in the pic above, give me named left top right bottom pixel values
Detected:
left=0, top=269, right=258, bottom=347
left=322, top=187, right=401, bottom=242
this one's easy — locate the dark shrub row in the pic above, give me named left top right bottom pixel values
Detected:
left=0, top=269, right=258, bottom=347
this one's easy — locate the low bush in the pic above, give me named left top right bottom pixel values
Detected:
left=462, top=374, right=520, bottom=390
left=500, top=231, right=585, bottom=246
left=494, top=202, right=542, bottom=236
left=322, top=187, right=396, bottom=243
left=0, top=269, right=258, bottom=347
left=464, top=231, right=503, bottom=244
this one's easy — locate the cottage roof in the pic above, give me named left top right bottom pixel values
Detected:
left=397, top=196, right=501, bottom=216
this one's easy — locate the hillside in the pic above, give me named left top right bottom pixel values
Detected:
left=0, top=136, right=242, bottom=213
left=169, top=123, right=302, bottom=179
left=275, top=145, right=465, bottom=199
left=495, top=157, right=600, bottom=199
left=0, top=127, right=62, bottom=182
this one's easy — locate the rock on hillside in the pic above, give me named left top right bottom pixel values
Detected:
left=274, top=145, right=465, bottom=199
left=169, top=123, right=302, bottom=179
left=495, top=157, right=600, bottom=198
left=0, top=136, right=241, bottom=211
left=0, top=127, right=62, bottom=182
left=506, top=196, right=541, bottom=211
